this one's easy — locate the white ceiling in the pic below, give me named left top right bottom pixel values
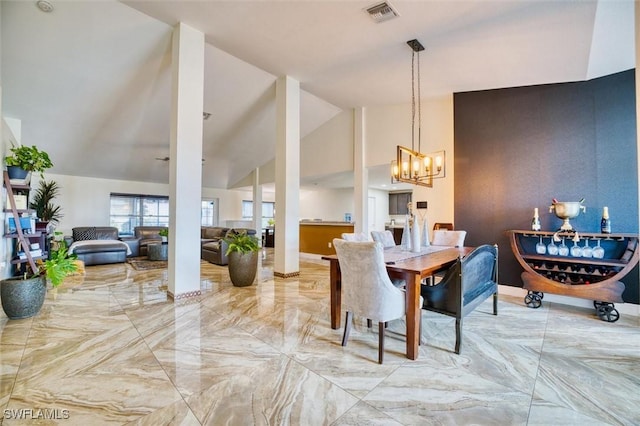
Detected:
left=1, top=0, right=635, bottom=191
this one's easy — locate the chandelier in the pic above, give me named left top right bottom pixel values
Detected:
left=390, top=39, right=446, bottom=188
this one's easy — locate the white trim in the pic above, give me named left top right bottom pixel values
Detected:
left=498, top=284, right=639, bottom=317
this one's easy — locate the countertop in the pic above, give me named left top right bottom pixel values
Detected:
left=299, top=221, right=354, bottom=226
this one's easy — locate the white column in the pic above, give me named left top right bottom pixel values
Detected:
left=353, top=107, right=368, bottom=235
left=252, top=168, right=263, bottom=242
left=274, top=76, right=300, bottom=277
left=168, top=22, right=204, bottom=298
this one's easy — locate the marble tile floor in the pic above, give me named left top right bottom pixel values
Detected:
left=0, top=248, right=638, bottom=425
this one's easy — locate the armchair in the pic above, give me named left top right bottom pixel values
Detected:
left=420, top=244, right=498, bottom=354
left=134, top=226, right=168, bottom=256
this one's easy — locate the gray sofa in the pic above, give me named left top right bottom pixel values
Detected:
left=200, top=227, right=257, bottom=266
left=66, top=226, right=137, bottom=266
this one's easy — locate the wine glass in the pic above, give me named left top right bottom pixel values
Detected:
left=581, top=238, right=592, bottom=258
left=558, top=237, right=569, bottom=256
left=547, top=238, right=559, bottom=255
left=536, top=236, right=546, bottom=254
left=570, top=239, right=582, bottom=257
left=592, top=239, right=605, bottom=259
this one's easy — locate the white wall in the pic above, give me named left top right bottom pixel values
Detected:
left=295, top=96, right=455, bottom=226
left=16, top=97, right=453, bottom=243
left=365, top=96, right=455, bottom=225
left=43, top=173, right=264, bottom=236
left=301, top=110, right=353, bottom=180
left=299, top=187, right=354, bottom=222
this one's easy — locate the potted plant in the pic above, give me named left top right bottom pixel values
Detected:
left=0, top=241, right=77, bottom=319
left=29, top=179, right=63, bottom=231
left=224, top=230, right=260, bottom=287
left=159, top=228, right=168, bottom=243
left=4, top=144, right=53, bottom=180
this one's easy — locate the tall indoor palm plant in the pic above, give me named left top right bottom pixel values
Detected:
left=29, top=180, right=63, bottom=227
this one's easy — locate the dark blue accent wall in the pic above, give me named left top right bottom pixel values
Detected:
left=454, top=70, right=639, bottom=304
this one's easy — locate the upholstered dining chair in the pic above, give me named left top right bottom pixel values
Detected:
left=431, top=229, right=467, bottom=247
left=341, top=232, right=368, bottom=241
left=333, top=239, right=422, bottom=364
left=420, top=244, right=498, bottom=354
left=370, top=230, right=396, bottom=248
left=433, top=222, right=454, bottom=231
left=425, top=230, right=468, bottom=286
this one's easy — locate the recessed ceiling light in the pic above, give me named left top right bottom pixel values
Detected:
left=36, top=0, right=54, bottom=13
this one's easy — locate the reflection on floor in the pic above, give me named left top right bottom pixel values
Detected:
left=1, top=248, right=638, bottom=425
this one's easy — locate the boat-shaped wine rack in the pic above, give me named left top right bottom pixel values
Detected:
left=507, top=230, right=639, bottom=322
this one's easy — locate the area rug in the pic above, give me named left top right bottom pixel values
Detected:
left=127, top=257, right=167, bottom=271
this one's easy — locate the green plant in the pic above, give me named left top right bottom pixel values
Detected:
left=40, top=241, right=78, bottom=287
left=18, top=240, right=77, bottom=287
left=5, top=144, right=53, bottom=178
left=224, top=230, right=260, bottom=255
left=29, top=180, right=63, bottom=225
left=158, top=228, right=169, bottom=237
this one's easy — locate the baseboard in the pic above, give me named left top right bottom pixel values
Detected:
left=498, top=284, right=639, bottom=317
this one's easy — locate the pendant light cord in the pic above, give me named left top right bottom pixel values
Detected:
left=411, top=50, right=422, bottom=153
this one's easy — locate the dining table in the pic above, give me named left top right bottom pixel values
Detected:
left=322, top=245, right=472, bottom=360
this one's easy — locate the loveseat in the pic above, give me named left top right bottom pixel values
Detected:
left=134, top=226, right=168, bottom=256
left=200, top=227, right=257, bottom=266
left=66, top=226, right=136, bottom=266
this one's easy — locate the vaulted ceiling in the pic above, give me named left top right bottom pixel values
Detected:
left=1, top=1, right=634, bottom=190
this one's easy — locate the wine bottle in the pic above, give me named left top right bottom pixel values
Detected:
left=600, top=207, right=611, bottom=234
left=531, top=208, right=541, bottom=231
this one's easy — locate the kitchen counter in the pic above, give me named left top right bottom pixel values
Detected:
left=299, top=222, right=354, bottom=255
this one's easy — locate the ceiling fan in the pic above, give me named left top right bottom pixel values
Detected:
left=155, top=157, right=205, bottom=162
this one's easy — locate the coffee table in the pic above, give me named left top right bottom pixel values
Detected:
left=147, top=242, right=168, bottom=261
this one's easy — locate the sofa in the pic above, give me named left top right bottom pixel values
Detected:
left=200, top=226, right=230, bottom=265
left=66, top=226, right=137, bottom=266
left=200, top=227, right=257, bottom=266
left=134, top=226, right=168, bottom=256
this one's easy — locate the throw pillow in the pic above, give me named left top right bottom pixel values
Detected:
left=73, top=227, right=97, bottom=241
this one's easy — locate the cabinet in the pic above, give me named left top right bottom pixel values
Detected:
left=3, top=171, right=47, bottom=275
left=507, top=230, right=639, bottom=322
left=389, top=192, right=412, bottom=215
left=384, top=227, right=404, bottom=245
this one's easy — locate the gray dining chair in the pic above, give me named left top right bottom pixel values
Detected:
left=341, top=232, right=368, bottom=241
left=423, top=230, right=468, bottom=286
left=333, top=238, right=422, bottom=364
left=431, top=230, right=467, bottom=247
left=370, top=230, right=396, bottom=248
left=420, top=244, right=498, bottom=354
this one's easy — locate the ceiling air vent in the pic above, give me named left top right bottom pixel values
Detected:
left=366, top=1, right=399, bottom=23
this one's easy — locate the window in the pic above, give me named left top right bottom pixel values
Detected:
left=201, top=199, right=219, bottom=226
left=110, top=193, right=169, bottom=235
left=242, top=200, right=275, bottom=228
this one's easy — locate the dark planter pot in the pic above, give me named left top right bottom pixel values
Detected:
left=1, top=275, right=46, bottom=319
left=228, top=251, right=258, bottom=287
left=35, top=221, right=50, bottom=232
left=6, top=166, right=29, bottom=180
